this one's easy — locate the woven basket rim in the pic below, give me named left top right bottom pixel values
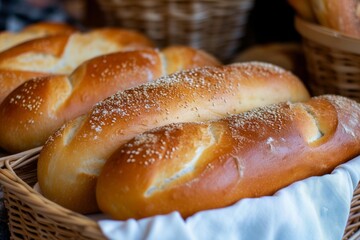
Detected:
left=0, top=148, right=105, bottom=239
left=0, top=147, right=42, bottom=168
left=1, top=148, right=360, bottom=239
left=295, top=16, right=360, bottom=54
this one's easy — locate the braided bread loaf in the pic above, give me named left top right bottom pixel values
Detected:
left=0, top=46, right=220, bottom=153
left=0, top=28, right=154, bottom=103
left=37, top=62, right=310, bottom=214
left=96, top=95, right=360, bottom=220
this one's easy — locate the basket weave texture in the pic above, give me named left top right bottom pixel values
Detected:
left=0, top=149, right=106, bottom=240
left=295, top=17, right=360, bottom=102
left=0, top=149, right=360, bottom=239
left=95, top=0, right=255, bottom=62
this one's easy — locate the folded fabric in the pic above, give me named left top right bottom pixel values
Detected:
left=98, top=155, right=360, bottom=240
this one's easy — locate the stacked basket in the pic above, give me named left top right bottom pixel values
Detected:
left=95, top=0, right=255, bottom=62
left=295, top=16, right=360, bottom=102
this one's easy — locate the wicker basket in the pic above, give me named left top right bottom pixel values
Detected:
left=0, top=147, right=43, bottom=167
left=0, top=148, right=106, bottom=240
left=295, top=16, right=360, bottom=102
left=0, top=149, right=360, bottom=239
left=95, top=0, right=255, bottom=62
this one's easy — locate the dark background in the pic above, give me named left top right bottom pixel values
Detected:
left=245, top=0, right=300, bottom=45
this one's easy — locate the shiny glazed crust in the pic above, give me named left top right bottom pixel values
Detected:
left=0, top=46, right=220, bottom=152
left=37, top=62, right=310, bottom=214
left=290, top=0, right=360, bottom=37
left=0, top=21, right=76, bottom=52
left=0, top=28, right=154, bottom=103
left=97, top=95, right=360, bottom=220
left=310, top=0, right=360, bottom=37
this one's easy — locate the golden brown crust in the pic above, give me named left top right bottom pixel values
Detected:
left=290, top=0, right=360, bottom=37
left=317, top=0, right=360, bottom=34
left=0, top=69, right=50, bottom=103
left=0, top=28, right=154, bottom=104
left=0, top=47, right=220, bottom=153
left=21, top=22, right=76, bottom=35
left=96, top=95, right=360, bottom=220
left=289, top=0, right=360, bottom=38
left=37, top=62, right=310, bottom=214
left=310, top=0, right=360, bottom=37
left=0, top=22, right=76, bottom=52
left=94, top=28, right=155, bottom=51
left=0, top=75, right=71, bottom=151
left=0, top=35, right=71, bottom=64
left=161, top=45, right=221, bottom=74
left=0, top=28, right=154, bottom=73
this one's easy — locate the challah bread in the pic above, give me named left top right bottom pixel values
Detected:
left=0, top=22, right=76, bottom=52
left=37, top=62, right=310, bottom=214
left=0, top=28, right=154, bottom=103
left=0, top=46, right=221, bottom=153
left=97, top=95, right=360, bottom=220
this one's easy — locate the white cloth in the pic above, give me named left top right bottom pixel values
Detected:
left=98, top=155, right=360, bottom=240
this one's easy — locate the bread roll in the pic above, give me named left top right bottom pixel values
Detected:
left=97, top=95, right=360, bottom=220
left=310, top=0, right=360, bottom=38
left=0, top=46, right=220, bottom=153
left=233, top=42, right=308, bottom=80
left=37, top=62, right=310, bottom=214
left=0, top=22, right=76, bottom=52
left=0, top=28, right=154, bottom=103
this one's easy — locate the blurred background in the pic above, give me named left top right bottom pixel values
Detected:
left=0, top=0, right=309, bottom=103
left=0, top=0, right=301, bottom=57
left=0, top=0, right=308, bottom=80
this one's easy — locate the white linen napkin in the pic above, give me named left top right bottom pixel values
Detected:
left=98, top=155, right=360, bottom=240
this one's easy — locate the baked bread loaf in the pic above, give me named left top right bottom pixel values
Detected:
left=97, top=95, right=360, bottom=220
left=0, top=22, right=76, bottom=52
left=0, top=69, right=50, bottom=106
left=289, top=0, right=360, bottom=38
left=310, top=0, right=360, bottom=38
left=233, top=42, right=308, bottom=80
left=0, top=28, right=154, bottom=103
left=37, top=62, right=310, bottom=214
left=0, top=46, right=220, bottom=153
